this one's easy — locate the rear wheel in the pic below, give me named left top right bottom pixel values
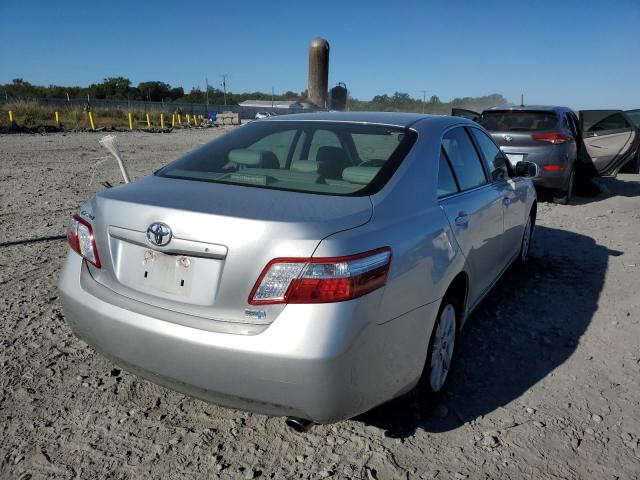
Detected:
left=553, top=168, right=575, bottom=205
left=414, top=295, right=459, bottom=412
left=517, top=215, right=533, bottom=263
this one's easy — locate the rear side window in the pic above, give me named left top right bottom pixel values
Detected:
left=442, top=127, right=487, bottom=191
left=479, top=111, right=558, bottom=132
left=352, top=132, right=404, bottom=161
left=157, top=121, right=417, bottom=196
left=469, top=128, right=509, bottom=181
left=437, top=149, right=459, bottom=198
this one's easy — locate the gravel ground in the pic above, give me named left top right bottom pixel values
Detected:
left=1, top=130, right=639, bottom=480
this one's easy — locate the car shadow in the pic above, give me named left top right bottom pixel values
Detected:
left=355, top=224, right=622, bottom=438
left=538, top=175, right=640, bottom=205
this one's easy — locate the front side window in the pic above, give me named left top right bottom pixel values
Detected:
left=469, top=128, right=509, bottom=181
left=157, top=121, right=417, bottom=196
left=441, top=127, right=487, bottom=191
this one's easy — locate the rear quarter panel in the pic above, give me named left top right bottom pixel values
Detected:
left=313, top=117, right=467, bottom=325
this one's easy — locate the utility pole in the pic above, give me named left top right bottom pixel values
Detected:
left=520, top=93, right=524, bottom=107
left=271, top=86, right=274, bottom=108
left=422, top=90, right=427, bottom=114
left=221, top=74, right=228, bottom=106
left=205, top=77, right=209, bottom=115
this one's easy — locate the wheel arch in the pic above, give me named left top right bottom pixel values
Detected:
left=443, top=271, right=469, bottom=330
left=530, top=199, right=537, bottom=223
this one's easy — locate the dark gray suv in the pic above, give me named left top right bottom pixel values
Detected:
left=453, top=106, right=639, bottom=204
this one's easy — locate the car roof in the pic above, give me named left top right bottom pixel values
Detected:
left=484, top=105, right=570, bottom=113
left=261, top=111, right=455, bottom=128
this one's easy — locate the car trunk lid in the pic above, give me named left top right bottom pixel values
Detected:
left=84, top=175, right=373, bottom=326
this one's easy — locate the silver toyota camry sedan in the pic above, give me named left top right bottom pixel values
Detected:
left=59, top=112, right=537, bottom=430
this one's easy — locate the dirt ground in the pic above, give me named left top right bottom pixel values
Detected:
left=1, top=130, right=639, bottom=480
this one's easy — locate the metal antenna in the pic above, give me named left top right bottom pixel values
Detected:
left=221, top=74, right=228, bottom=106
left=205, top=77, right=209, bottom=115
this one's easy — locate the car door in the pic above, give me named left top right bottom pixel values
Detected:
left=438, top=127, right=505, bottom=307
left=621, top=109, right=640, bottom=174
left=579, top=110, right=639, bottom=175
left=451, top=108, right=480, bottom=122
left=468, top=126, right=528, bottom=261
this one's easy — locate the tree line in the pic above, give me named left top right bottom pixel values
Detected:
left=1, top=78, right=506, bottom=113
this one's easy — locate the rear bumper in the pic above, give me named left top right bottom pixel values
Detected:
left=532, top=169, right=570, bottom=190
left=502, top=145, right=572, bottom=190
left=58, top=252, right=437, bottom=423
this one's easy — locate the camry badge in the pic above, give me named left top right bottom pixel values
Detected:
left=146, top=222, right=172, bottom=247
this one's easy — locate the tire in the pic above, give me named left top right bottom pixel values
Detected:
left=517, top=214, right=534, bottom=264
left=414, top=294, right=460, bottom=413
left=553, top=168, right=575, bottom=205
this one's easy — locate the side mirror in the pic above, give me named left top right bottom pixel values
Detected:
left=515, top=161, right=539, bottom=178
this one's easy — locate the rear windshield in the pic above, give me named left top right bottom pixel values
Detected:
left=157, top=121, right=417, bottom=196
left=478, top=111, right=558, bottom=132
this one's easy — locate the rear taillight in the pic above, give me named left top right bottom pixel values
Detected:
left=542, top=165, right=564, bottom=171
left=249, top=247, right=392, bottom=305
left=67, top=214, right=101, bottom=268
left=531, top=133, right=570, bottom=144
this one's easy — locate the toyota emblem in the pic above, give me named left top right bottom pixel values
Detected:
left=146, top=222, right=172, bottom=247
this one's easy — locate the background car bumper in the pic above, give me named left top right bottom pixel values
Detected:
left=58, top=252, right=437, bottom=423
left=501, top=144, right=572, bottom=190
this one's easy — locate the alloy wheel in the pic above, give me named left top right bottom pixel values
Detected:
left=430, top=304, right=456, bottom=392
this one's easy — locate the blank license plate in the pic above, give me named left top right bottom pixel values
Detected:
left=140, top=251, right=194, bottom=296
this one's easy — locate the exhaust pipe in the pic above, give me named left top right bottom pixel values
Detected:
left=285, top=417, right=313, bottom=433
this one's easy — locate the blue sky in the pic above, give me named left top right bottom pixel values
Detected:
left=1, top=0, right=638, bottom=109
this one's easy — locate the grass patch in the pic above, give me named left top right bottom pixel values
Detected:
left=0, top=100, right=191, bottom=130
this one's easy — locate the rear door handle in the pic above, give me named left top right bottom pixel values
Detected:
left=455, top=212, right=469, bottom=226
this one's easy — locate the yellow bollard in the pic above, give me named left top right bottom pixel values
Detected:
left=160, top=113, right=165, bottom=129
left=8, top=110, right=14, bottom=122
left=186, top=114, right=190, bottom=124
left=128, top=112, right=133, bottom=130
left=178, top=114, right=182, bottom=124
left=54, top=111, right=60, bottom=126
left=146, top=113, right=151, bottom=128
left=88, top=111, right=96, bottom=131
left=171, top=113, right=175, bottom=127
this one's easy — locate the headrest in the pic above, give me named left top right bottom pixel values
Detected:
left=316, top=146, right=348, bottom=164
left=316, top=146, right=350, bottom=179
left=229, top=149, right=262, bottom=166
left=290, top=160, right=319, bottom=173
left=342, top=166, right=380, bottom=185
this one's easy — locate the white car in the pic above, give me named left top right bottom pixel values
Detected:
left=255, top=111, right=274, bottom=120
